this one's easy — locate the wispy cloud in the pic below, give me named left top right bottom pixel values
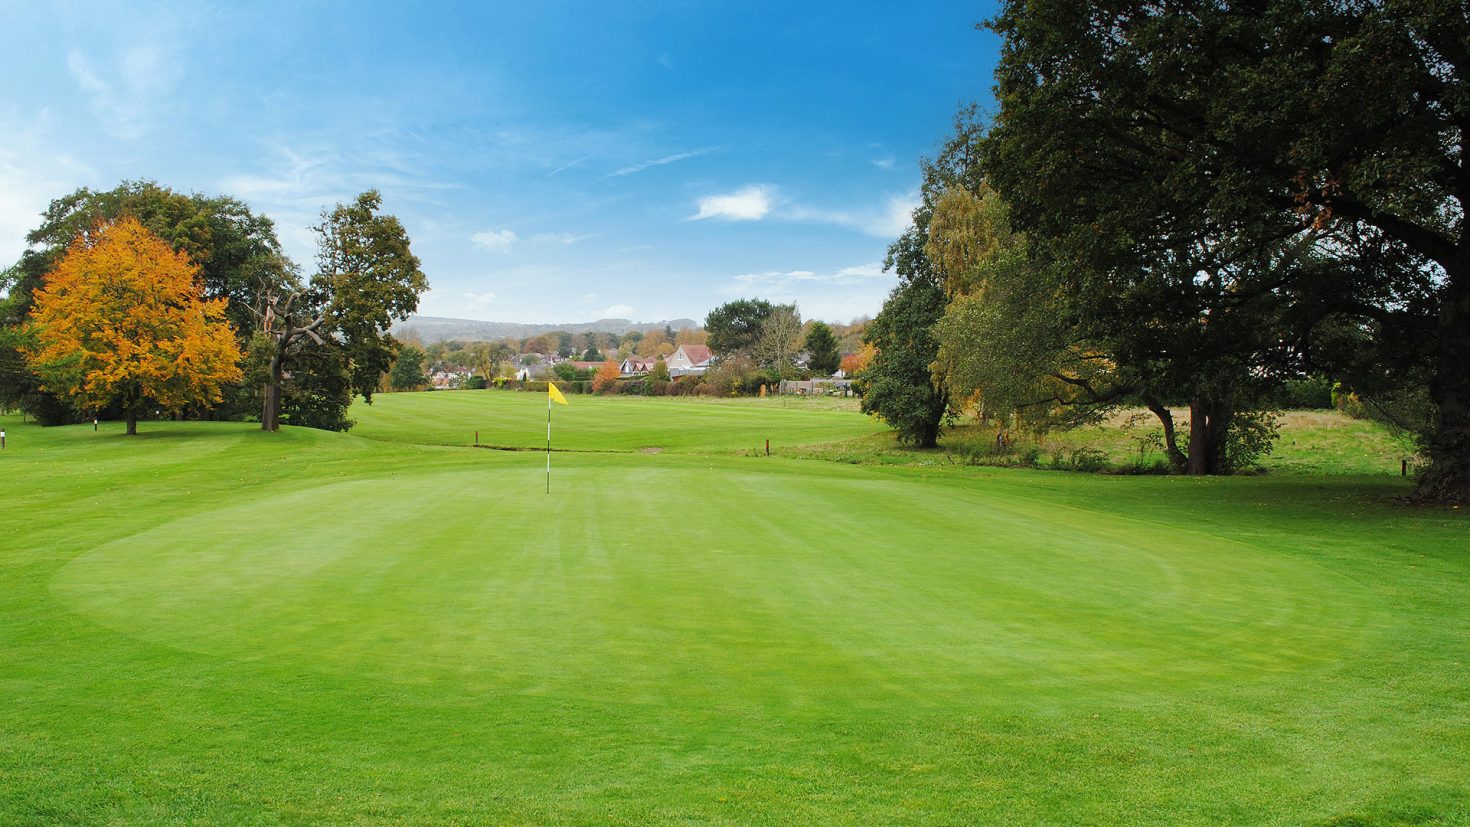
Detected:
left=722, top=262, right=895, bottom=323
left=67, top=44, right=182, bottom=140
left=610, top=146, right=719, bottom=177
left=690, top=185, right=775, bottom=222
left=596, top=303, right=635, bottom=318
left=470, top=228, right=517, bottom=252
left=0, top=108, right=96, bottom=263
left=465, top=290, right=497, bottom=307
left=871, top=156, right=896, bottom=170
left=529, top=232, right=595, bottom=245
left=547, top=155, right=587, bottom=177
left=783, top=192, right=916, bottom=238
left=732, top=262, right=887, bottom=289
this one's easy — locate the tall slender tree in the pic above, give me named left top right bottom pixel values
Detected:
left=260, top=190, right=426, bottom=431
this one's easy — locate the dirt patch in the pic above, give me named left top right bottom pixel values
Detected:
left=638, top=447, right=664, bottom=454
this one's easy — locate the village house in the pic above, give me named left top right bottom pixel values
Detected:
left=619, top=356, right=658, bottom=376
left=665, top=344, right=712, bottom=376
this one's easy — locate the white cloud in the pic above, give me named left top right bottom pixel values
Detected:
left=470, top=228, right=517, bottom=253
left=782, top=192, right=917, bottom=238
left=690, top=185, right=775, bottom=222
left=722, top=262, right=894, bottom=322
left=732, top=262, right=887, bottom=289
left=465, top=291, right=497, bottom=307
left=596, top=304, right=635, bottom=318
left=871, top=157, right=896, bottom=170
left=611, top=146, right=718, bottom=177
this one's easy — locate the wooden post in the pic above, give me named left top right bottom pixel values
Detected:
left=1402, top=458, right=1408, bottom=477
left=765, top=438, right=770, bottom=456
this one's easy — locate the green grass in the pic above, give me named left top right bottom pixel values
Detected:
left=350, top=388, right=881, bottom=453
left=792, top=406, right=1419, bottom=476
left=1, top=397, right=1466, bottom=824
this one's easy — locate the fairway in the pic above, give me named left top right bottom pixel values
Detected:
left=3, top=398, right=1468, bottom=824
left=350, top=389, right=884, bottom=452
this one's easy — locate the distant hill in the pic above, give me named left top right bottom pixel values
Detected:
left=394, top=315, right=700, bottom=344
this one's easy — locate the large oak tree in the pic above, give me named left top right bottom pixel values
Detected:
left=983, top=0, right=1469, bottom=498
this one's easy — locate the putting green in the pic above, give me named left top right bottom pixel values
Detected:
left=7, top=407, right=1466, bottom=824
left=53, top=455, right=1374, bottom=712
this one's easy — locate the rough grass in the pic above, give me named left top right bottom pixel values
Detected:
left=790, top=405, right=1418, bottom=477
left=0, top=397, right=1465, bottom=825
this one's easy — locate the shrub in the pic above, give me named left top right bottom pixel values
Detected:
left=1049, top=447, right=1110, bottom=473
left=1276, top=376, right=1333, bottom=409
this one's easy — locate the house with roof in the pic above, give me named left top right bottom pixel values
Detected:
left=666, top=344, right=712, bottom=376
left=620, top=356, right=658, bottom=376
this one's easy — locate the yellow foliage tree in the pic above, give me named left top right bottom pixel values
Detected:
left=24, top=217, right=243, bottom=435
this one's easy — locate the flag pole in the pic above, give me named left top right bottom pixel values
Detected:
left=546, top=390, right=552, bottom=493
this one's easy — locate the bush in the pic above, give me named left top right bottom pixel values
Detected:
left=1221, top=410, right=1279, bottom=474
left=1048, top=447, right=1110, bottom=473
left=524, top=380, right=589, bottom=395
left=1276, top=376, right=1333, bottom=409
left=955, top=439, right=1040, bottom=468
left=702, top=355, right=772, bottom=396
left=463, top=376, right=488, bottom=390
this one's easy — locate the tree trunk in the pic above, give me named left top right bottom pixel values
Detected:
left=1418, top=259, right=1470, bottom=502
left=125, top=411, right=137, bottom=436
left=1185, top=399, right=1230, bottom=476
left=261, top=342, right=285, bottom=432
left=1146, top=398, right=1187, bottom=472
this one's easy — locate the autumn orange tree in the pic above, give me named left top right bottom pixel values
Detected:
left=24, top=216, right=242, bottom=435
left=592, top=359, right=621, bottom=393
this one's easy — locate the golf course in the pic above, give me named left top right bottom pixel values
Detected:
left=1, top=391, right=1466, bottom=824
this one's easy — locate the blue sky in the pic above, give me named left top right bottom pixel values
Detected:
left=0, top=1, right=1000, bottom=325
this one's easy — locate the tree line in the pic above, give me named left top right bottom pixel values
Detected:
left=859, top=0, right=1467, bottom=502
left=0, top=181, right=426, bottom=433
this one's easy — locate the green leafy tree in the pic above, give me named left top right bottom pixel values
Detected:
left=803, top=321, right=841, bottom=376
left=388, top=345, right=427, bottom=390
left=705, top=298, right=774, bottom=356
left=649, top=358, right=671, bottom=382
left=983, top=0, right=1468, bottom=495
left=861, top=222, right=951, bottom=448
left=260, top=190, right=426, bottom=431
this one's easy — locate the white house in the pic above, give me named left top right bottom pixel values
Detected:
left=666, top=344, right=712, bottom=376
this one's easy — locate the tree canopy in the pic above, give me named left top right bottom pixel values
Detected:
left=803, top=321, right=841, bottom=376
left=259, top=190, right=426, bottom=431
left=705, top=298, right=775, bottom=356
left=982, top=0, right=1468, bottom=495
left=1, top=180, right=291, bottom=423
left=23, top=217, right=242, bottom=434
left=861, top=219, right=951, bottom=449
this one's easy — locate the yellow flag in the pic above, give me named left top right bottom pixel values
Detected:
left=548, top=382, right=569, bottom=405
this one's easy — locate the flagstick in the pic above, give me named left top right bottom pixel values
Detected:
left=546, top=391, right=552, bottom=493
